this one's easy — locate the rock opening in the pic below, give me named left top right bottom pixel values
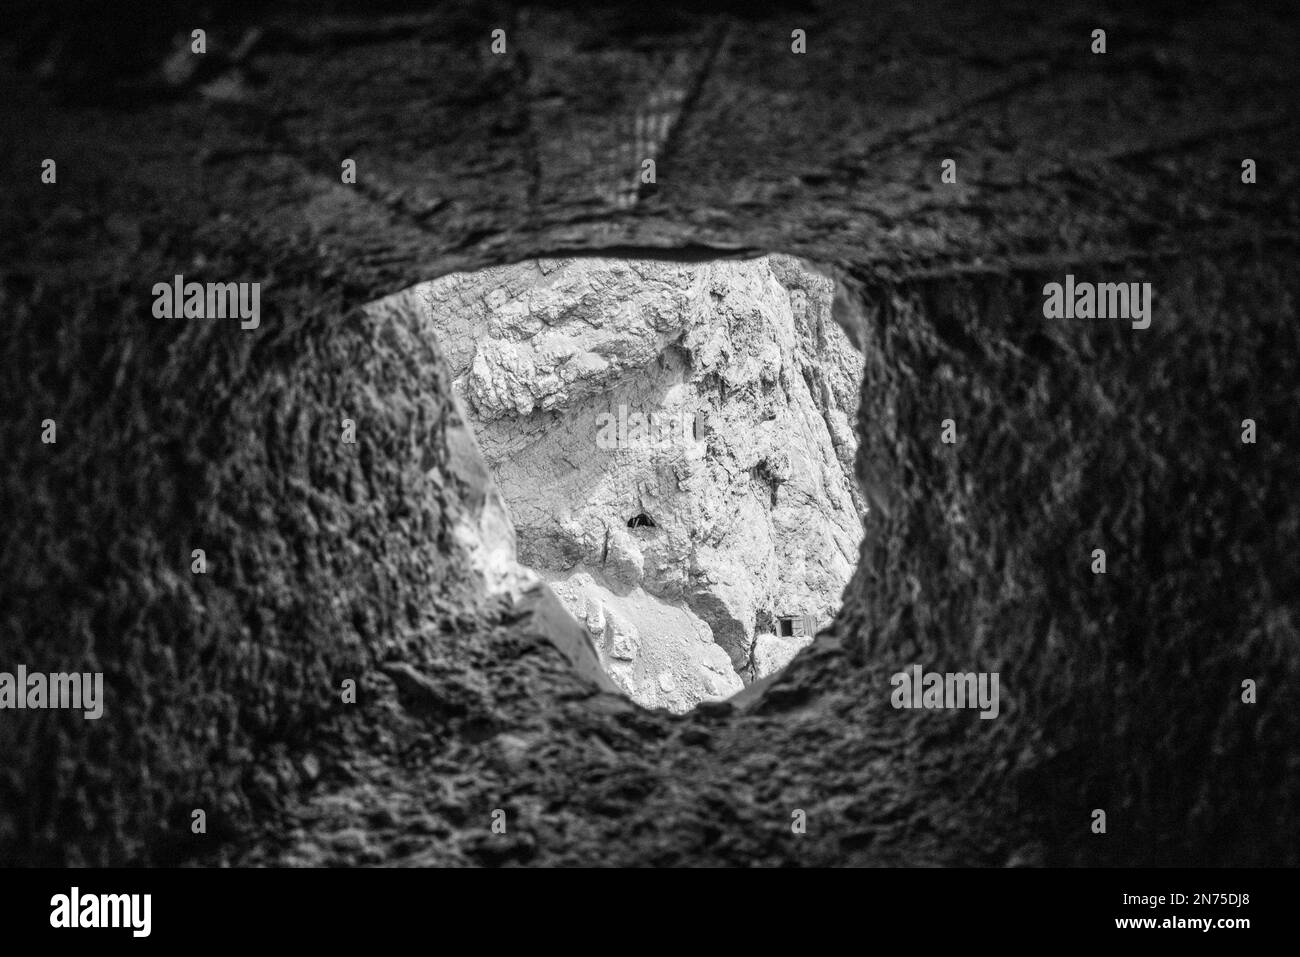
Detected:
left=367, top=253, right=867, bottom=713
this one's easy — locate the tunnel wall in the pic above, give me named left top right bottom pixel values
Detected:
left=1, top=0, right=1297, bottom=866
left=840, top=258, right=1298, bottom=865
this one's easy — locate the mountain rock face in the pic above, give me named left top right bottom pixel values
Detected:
left=367, top=255, right=865, bottom=711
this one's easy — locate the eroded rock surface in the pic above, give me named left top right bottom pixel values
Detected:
left=3, top=0, right=1297, bottom=870
left=369, top=255, right=864, bottom=711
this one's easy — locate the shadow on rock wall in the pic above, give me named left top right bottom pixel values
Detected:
left=0, top=0, right=1296, bottom=866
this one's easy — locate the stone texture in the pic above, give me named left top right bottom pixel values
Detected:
left=0, top=0, right=1296, bottom=868
left=369, top=254, right=864, bottom=711
left=752, top=632, right=812, bottom=677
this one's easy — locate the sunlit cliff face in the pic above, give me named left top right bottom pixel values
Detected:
left=365, top=254, right=865, bottom=712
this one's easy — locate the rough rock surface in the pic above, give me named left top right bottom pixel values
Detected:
left=367, top=254, right=863, bottom=711
left=0, top=0, right=1297, bottom=868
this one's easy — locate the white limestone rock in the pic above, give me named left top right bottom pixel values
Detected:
left=369, top=254, right=865, bottom=712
